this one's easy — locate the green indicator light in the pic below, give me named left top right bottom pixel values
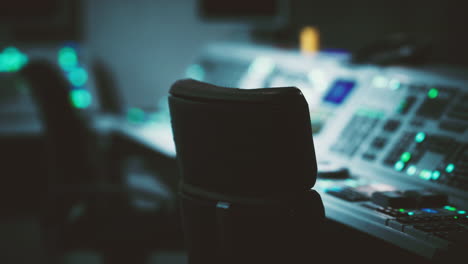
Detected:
left=445, top=164, right=455, bottom=173
left=389, top=79, right=401, bottom=90
left=185, top=64, right=205, bottom=81
left=406, top=165, right=417, bottom=176
left=68, top=67, right=88, bottom=87
left=427, top=88, right=439, bottom=99
left=127, top=108, right=145, bottom=123
left=0, top=47, right=28, bottom=72
left=454, top=216, right=459, bottom=219
left=400, top=152, right=412, bottom=162
left=432, top=170, right=441, bottom=180
left=399, top=209, right=405, bottom=212
left=444, top=205, right=457, bottom=211
left=58, top=47, right=78, bottom=70
left=419, top=170, right=432, bottom=180
left=70, top=89, right=92, bottom=109
left=408, top=212, right=415, bottom=216
left=394, top=161, right=405, bottom=171
left=414, top=132, right=426, bottom=143
left=458, top=211, right=466, bottom=214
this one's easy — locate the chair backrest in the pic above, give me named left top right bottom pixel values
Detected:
left=21, top=60, right=94, bottom=185
left=169, top=79, right=324, bottom=264
left=169, top=78, right=317, bottom=203
left=92, top=59, right=123, bottom=115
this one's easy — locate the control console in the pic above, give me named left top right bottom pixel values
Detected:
left=183, top=43, right=468, bottom=260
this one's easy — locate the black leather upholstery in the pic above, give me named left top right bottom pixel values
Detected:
left=22, top=60, right=95, bottom=185
left=169, top=79, right=324, bottom=264
left=169, top=79, right=317, bottom=203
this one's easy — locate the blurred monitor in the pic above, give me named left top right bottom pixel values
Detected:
left=0, top=0, right=81, bottom=43
left=199, top=0, right=288, bottom=29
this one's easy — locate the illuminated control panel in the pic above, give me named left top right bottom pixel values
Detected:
left=183, top=43, right=468, bottom=260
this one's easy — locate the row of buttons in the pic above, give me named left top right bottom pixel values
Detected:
left=397, top=215, right=467, bottom=224
left=369, top=203, right=468, bottom=247
left=331, top=112, right=381, bottom=158
left=446, top=93, right=468, bottom=121
left=361, top=119, right=400, bottom=162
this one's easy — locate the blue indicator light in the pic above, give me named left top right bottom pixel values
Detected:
left=421, top=208, right=438, bottom=214
left=323, top=80, right=356, bottom=105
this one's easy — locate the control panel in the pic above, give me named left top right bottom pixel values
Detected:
left=3, top=41, right=465, bottom=260
left=183, top=43, right=468, bottom=260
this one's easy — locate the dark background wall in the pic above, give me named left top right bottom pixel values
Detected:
left=83, top=0, right=252, bottom=110
left=82, top=0, right=467, bottom=109
left=290, top=0, right=467, bottom=61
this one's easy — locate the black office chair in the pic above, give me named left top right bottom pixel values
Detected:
left=20, top=60, right=179, bottom=264
left=92, top=58, right=124, bottom=115
left=168, top=79, right=325, bottom=264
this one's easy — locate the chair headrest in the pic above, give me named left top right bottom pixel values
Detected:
left=169, top=79, right=317, bottom=203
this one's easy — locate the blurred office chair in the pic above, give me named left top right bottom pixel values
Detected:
left=92, top=58, right=124, bottom=115
left=20, top=60, right=179, bottom=264
left=168, top=79, right=325, bottom=264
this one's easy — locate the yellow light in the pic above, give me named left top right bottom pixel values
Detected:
left=300, top=26, right=320, bottom=54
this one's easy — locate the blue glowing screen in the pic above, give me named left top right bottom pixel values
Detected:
left=323, top=80, right=356, bottom=105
